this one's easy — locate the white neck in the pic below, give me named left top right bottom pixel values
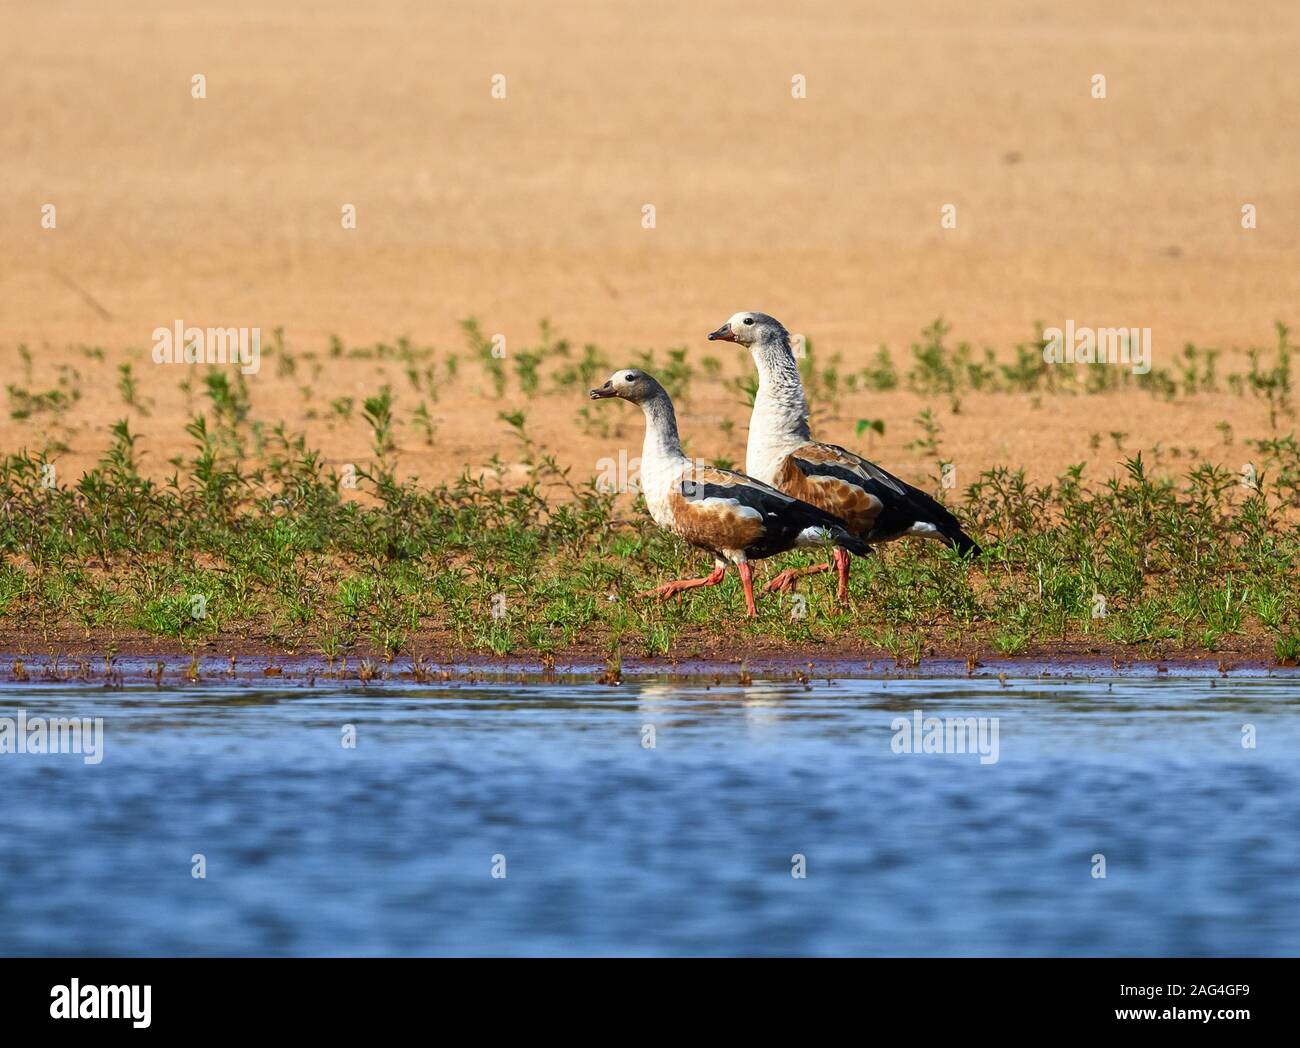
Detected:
left=746, top=337, right=811, bottom=483
left=637, top=392, right=691, bottom=499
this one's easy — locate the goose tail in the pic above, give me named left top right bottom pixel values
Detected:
left=925, top=508, right=981, bottom=557
left=902, top=485, right=982, bottom=558
left=942, top=526, right=982, bottom=558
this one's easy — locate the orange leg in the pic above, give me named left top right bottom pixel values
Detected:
left=640, top=565, right=727, bottom=601
left=737, top=561, right=757, bottom=617
left=763, top=562, right=831, bottom=594
left=832, top=547, right=852, bottom=603
left=763, top=547, right=854, bottom=603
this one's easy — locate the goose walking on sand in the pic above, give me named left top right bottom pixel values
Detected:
left=589, top=369, right=872, bottom=617
left=708, top=311, right=981, bottom=601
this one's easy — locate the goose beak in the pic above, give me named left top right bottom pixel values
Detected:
left=707, top=322, right=736, bottom=342
left=589, top=382, right=617, bottom=399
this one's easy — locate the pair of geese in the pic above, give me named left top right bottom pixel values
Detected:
left=589, top=311, right=981, bottom=616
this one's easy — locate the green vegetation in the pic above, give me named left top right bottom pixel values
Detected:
left=1, top=319, right=1298, bottom=665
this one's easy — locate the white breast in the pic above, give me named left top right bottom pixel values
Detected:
left=746, top=390, right=807, bottom=485
left=639, top=455, right=683, bottom=529
left=745, top=438, right=788, bottom=486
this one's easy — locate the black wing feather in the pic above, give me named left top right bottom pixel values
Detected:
left=798, top=444, right=981, bottom=556
left=683, top=476, right=873, bottom=559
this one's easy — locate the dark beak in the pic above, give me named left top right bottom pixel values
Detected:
left=589, top=382, right=617, bottom=399
left=707, top=322, right=736, bottom=343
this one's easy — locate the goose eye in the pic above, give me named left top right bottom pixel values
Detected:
left=624, top=373, right=636, bottom=382
left=743, top=317, right=755, bottom=326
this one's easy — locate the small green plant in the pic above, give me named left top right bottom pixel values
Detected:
left=410, top=402, right=437, bottom=445
left=1274, top=631, right=1300, bottom=666
left=461, top=316, right=506, bottom=397
left=361, top=387, right=397, bottom=481
left=8, top=381, right=79, bottom=420
left=905, top=409, right=943, bottom=459
left=855, top=418, right=885, bottom=453
left=117, top=363, right=149, bottom=415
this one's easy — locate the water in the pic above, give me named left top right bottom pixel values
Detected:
left=1, top=673, right=1298, bottom=956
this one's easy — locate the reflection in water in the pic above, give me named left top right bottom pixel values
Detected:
left=0, top=675, right=1298, bottom=956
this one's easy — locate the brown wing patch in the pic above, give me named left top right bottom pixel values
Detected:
left=667, top=489, right=766, bottom=553
left=788, top=443, right=852, bottom=466
left=686, top=466, right=745, bottom=489
left=775, top=454, right=881, bottom=536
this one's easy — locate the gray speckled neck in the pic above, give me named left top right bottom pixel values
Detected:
left=751, top=332, right=811, bottom=442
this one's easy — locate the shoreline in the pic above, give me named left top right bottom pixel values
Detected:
left=3, top=648, right=1296, bottom=687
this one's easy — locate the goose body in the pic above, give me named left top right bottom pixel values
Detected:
left=764, top=439, right=980, bottom=553
left=708, top=311, right=981, bottom=597
left=591, top=368, right=870, bottom=616
left=650, top=463, right=868, bottom=561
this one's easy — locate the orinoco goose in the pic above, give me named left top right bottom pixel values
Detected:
left=709, top=311, right=981, bottom=600
left=590, top=369, right=872, bottom=617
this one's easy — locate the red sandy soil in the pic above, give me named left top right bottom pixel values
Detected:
left=2, top=1, right=1297, bottom=493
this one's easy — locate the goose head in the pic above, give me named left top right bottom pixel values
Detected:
left=589, top=368, right=665, bottom=405
left=707, top=311, right=790, bottom=353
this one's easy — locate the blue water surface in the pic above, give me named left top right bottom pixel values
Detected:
left=1, top=674, right=1297, bottom=955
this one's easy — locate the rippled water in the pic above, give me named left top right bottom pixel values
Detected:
left=1, top=673, right=1297, bottom=956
